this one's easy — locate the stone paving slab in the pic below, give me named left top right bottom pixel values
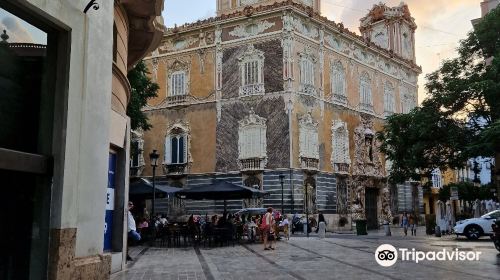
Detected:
left=112, top=234, right=500, bottom=280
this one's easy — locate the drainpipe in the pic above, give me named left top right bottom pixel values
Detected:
left=288, top=99, right=294, bottom=213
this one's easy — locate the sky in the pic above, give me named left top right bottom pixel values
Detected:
left=162, top=0, right=482, bottom=104
left=0, top=1, right=481, bottom=104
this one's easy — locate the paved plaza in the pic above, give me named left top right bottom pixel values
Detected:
left=112, top=229, right=500, bottom=280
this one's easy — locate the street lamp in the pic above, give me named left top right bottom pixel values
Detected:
left=149, top=150, right=159, bottom=226
left=279, top=174, right=285, bottom=215
left=472, top=159, right=482, bottom=187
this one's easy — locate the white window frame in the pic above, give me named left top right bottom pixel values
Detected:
left=431, top=169, right=442, bottom=188
left=238, top=45, right=265, bottom=96
left=238, top=109, right=267, bottom=159
left=299, top=50, right=317, bottom=95
left=165, top=133, right=188, bottom=164
left=331, top=60, right=346, bottom=104
left=359, top=72, right=373, bottom=112
left=384, top=81, right=395, bottom=116
left=169, top=71, right=187, bottom=96
left=299, top=113, right=319, bottom=159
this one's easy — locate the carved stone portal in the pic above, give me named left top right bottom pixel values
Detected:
left=350, top=116, right=387, bottom=221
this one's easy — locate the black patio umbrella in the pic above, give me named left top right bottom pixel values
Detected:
left=129, top=178, right=180, bottom=199
left=175, top=180, right=269, bottom=212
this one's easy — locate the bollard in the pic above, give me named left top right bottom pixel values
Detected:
left=383, top=220, right=391, bottom=236
left=435, top=225, right=441, bottom=237
left=318, top=221, right=326, bottom=239
left=303, top=222, right=308, bottom=234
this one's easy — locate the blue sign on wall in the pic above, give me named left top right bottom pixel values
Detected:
left=104, top=153, right=116, bottom=251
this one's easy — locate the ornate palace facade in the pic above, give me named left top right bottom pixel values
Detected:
left=137, top=0, right=420, bottom=229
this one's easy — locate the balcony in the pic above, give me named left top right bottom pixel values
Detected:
left=333, top=94, right=348, bottom=105
left=300, top=157, right=319, bottom=173
left=384, top=110, right=394, bottom=118
left=333, top=163, right=350, bottom=174
left=163, top=163, right=188, bottom=177
left=239, top=83, right=265, bottom=96
left=359, top=103, right=374, bottom=113
left=166, top=94, right=188, bottom=106
left=239, top=157, right=267, bottom=173
left=299, top=84, right=317, bottom=96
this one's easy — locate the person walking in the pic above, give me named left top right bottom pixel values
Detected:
left=401, top=212, right=409, bottom=236
left=315, top=212, right=326, bottom=233
left=127, top=201, right=141, bottom=261
left=262, top=207, right=275, bottom=250
left=409, top=214, right=416, bottom=236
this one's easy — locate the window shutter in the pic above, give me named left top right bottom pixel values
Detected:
left=165, top=135, right=172, bottom=164
left=178, top=135, right=187, bottom=164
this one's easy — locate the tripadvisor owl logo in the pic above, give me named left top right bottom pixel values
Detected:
left=375, top=244, right=482, bottom=267
left=375, top=244, right=398, bottom=267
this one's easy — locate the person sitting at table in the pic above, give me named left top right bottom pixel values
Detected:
left=211, top=214, right=218, bottom=225
left=159, top=214, right=168, bottom=226
left=137, top=217, right=149, bottom=234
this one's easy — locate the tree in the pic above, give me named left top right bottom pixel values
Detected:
left=378, top=5, right=500, bottom=184
left=127, top=61, right=159, bottom=131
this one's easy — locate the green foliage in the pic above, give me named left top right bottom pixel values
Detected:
left=379, top=5, right=500, bottom=183
left=438, top=182, right=496, bottom=202
left=127, top=61, right=159, bottom=131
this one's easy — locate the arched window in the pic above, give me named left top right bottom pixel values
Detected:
left=359, top=72, right=372, bottom=112
left=165, top=126, right=188, bottom=164
left=331, top=61, right=346, bottom=104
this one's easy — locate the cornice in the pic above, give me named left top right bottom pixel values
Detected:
left=160, top=1, right=421, bottom=73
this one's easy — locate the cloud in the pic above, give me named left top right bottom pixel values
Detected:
left=0, top=16, right=34, bottom=43
left=321, top=0, right=480, bottom=104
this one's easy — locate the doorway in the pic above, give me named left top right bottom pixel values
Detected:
left=365, top=188, right=378, bottom=229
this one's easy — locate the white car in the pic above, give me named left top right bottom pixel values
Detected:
left=453, top=210, right=500, bottom=240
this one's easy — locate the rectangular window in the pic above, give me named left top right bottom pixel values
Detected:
left=169, top=135, right=186, bottom=164
left=170, top=72, right=185, bottom=96
left=243, top=60, right=259, bottom=86
left=301, top=60, right=314, bottom=86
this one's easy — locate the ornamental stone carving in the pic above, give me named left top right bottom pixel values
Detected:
left=291, top=16, right=319, bottom=39
left=352, top=116, right=383, bottom=178
left=239, top=0, right=259, bottom=6
left=325, top=34, right=342, bottom=51
left=229, top=20, right=275, bottom=38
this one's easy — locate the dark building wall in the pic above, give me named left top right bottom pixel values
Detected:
left=167, top=170, right=337, bottom=215
left=221, top=39, right=284, bottom=99
left=215, top=96, right=290, bottom=172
